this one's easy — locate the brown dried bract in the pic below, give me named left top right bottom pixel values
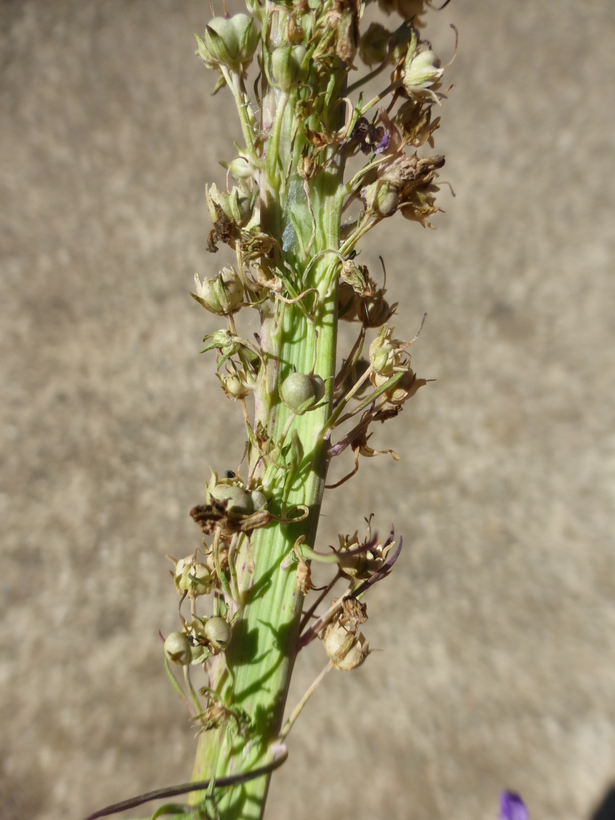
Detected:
left=190, top=501, right=273, bottom=538
left=207, top=208, right=237, bottom=253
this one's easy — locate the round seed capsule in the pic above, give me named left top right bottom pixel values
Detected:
left=164, top=631, right=192, bottom=666
left=209, top=483, right=254, bottom=514
left=204, top=617, right=232, bottom=651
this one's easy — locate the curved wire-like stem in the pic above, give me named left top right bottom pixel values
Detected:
left=84, top=747, right=288, bottom=820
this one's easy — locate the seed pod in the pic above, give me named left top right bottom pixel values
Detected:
left=270, top=45, right=307, bottom=91
left=359, top=22, right=390, bottom=67
left=250, top=489, right=268, bottom=511
left=379, top=0, right=426, bottom=19
left=190, top=642, right=211, bottom=665
left=403, top=45, right=443, bottom=96
left=206, top=184, right=254, bottom=228
left=164, top=631, right=192, bottom=666
left=209, top=482, right=254, bottom=514
left=338, top=281, right=359, bottom=320
left=226, top=154, right=257, bottom=182
left=192, top=268, right=243, bottom=315
left=383, top=367, right=427, bottom=405
left=220, top=372, right=252, bottom=400
left=340, top=260, right=368, bottom=295
left=204, top=617, right=232, bottom=651
left=362, top=180, right=400, bottom=218
left=369, top=325, right=398, bottom=375
left=323, top=622, right=370, bottom=671
left=199, top=14, right=259, bottom=71
left=280, top=372, right=325, bottom=415
left=174, top=557, right=216, bottom=598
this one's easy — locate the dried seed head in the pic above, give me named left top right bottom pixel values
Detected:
left=372, top=366, right=427, bottom=405
left=164, top=631, right=192, bottom=666
left=337, top=527, right=393, bottom=580
left=396, top=100, right=440, bottom=147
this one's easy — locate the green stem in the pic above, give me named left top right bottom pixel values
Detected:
left=188, top=8, right=347, bottom=818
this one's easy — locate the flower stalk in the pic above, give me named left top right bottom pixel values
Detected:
left=86, top=2, right=453, bottom=819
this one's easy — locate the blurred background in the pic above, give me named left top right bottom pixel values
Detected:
left=1, top=1, right=615, bottom=818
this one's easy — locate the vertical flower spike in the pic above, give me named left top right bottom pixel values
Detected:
left=86, top=3, right=454, bottom=820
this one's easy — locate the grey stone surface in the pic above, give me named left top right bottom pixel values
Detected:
left=1, top=1, right=614, bottom=818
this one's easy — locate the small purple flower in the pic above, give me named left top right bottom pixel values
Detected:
left=374, top=129, right=391, bottom=154
left=500, top=791, right=528, bottom=820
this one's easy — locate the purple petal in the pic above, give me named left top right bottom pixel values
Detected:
left=375, top=131, right=391, bottom=154
left=500, top=792, right=528, bottom=820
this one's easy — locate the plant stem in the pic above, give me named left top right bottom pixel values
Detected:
left=188, top=8, right=346, bottom=817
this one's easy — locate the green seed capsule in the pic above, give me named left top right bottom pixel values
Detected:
left=192, top=268, right=243, bottom=316
left=201, top=14, right=259, bottom=71
left=209, top=483, right=254, bottom=514
left=250, top=489, right=268, bottom=511
left=204, top=617, right=232, bottom=651
left=280, top=372, right=325, bottom=415
left=270, top=45, right=306, bottom=91
left=164, top=631, right=192, bottom=666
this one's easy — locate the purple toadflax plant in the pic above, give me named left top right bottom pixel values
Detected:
left=86, top=1, right=454, bottom=818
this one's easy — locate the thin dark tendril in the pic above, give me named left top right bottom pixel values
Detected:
left=84, top=748, right=288, bottom=820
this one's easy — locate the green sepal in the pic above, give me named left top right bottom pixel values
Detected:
left=212, top=75, right=227, bottom=95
